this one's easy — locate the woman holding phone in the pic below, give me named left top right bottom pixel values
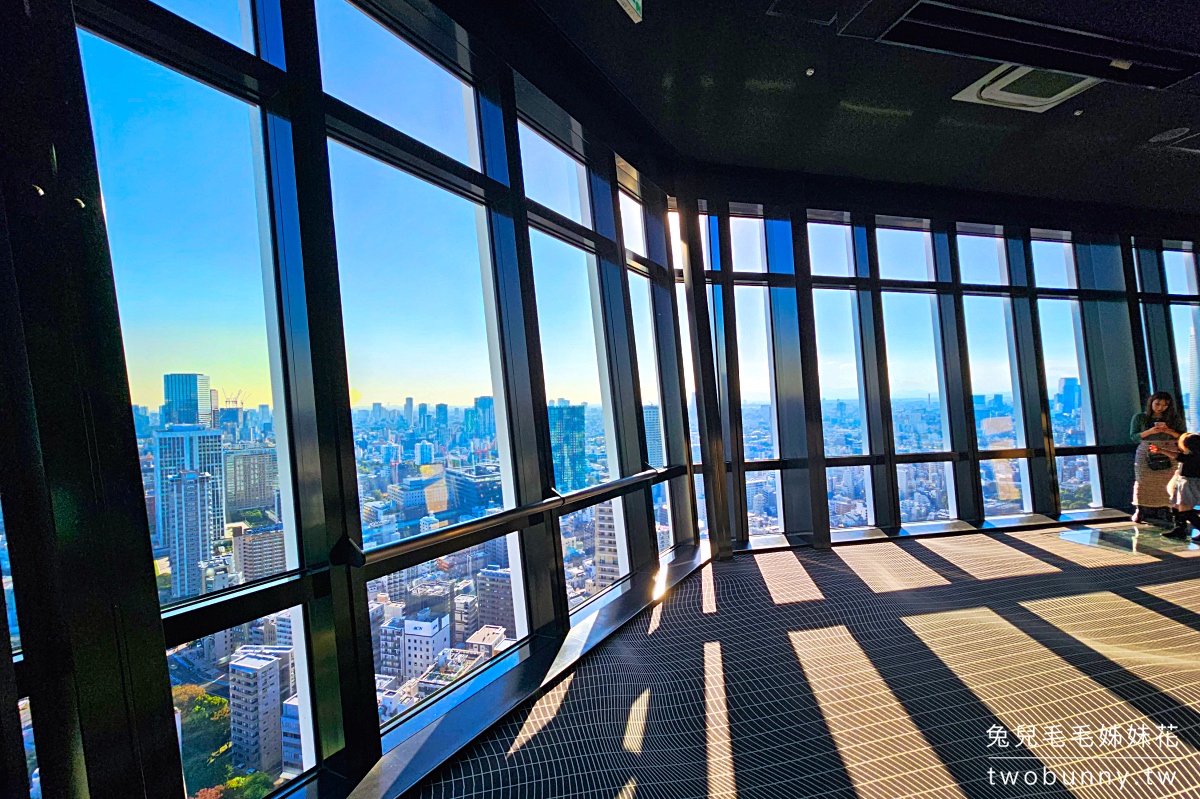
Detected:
left=1129, top=391, right=1185, bottom=523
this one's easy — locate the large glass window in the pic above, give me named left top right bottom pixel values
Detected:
left=169, top=607, right=312, bottom=795
left=1164, top=248, right=1197, bottom=295
left=876, top=222, right=934, bottom=281
left=746, top=471, right=781, bottom=535
left=1037, top=299, right=1094, bottom=448
left=730, top=216, right=767, bottom=273
left=560, top=500, right=626, bottom=609
left=981, top=459, right=1032, bottom=517
left=957, top=231, right=1007, bottom=285
left=734, top=286, right=775, bottom=460
left=628, top=274, right=664, bottom=468
left=619, top=193, right=647, bottom=258
left=827, top=466, right=871, bottom=529
left=518, top=123, right=591, bottom=226
left=1031, top=235, right=1076, bottom=289
left=153, top=0, right=251, bottom=50
left=881, top=292, right=949, bottom=453
left=897, top=462, right=954, bottom=523
left=315, top=0, right=480, bottom=169
left=530, top=232, right=613, bottom=490
left=1171, top=304, right=1200, bottom=431
left=808, top=222, right=854, bottom=277
left=80, top=33, right=296, bottom=605
left=962, top=296, right=1023, bottom=449
left=675, top=284, right=701, bottom=462
left=329, top=141, right=511, bottom=551
left=813, top=289, right=866, bottom=456
left=366, top=539, right=524, bottom=724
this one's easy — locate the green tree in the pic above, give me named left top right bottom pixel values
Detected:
left=223, top=772, right=276, bottom=799
left=174, top=684, right=233, bottom=793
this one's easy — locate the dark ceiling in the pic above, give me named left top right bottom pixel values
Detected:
left=517, top=0, right=1200, bottom=214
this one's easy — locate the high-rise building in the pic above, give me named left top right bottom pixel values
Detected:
left=229, top=650, right=284, bottom=775
left=547, top=404, right=587, bottom=492
left=154, top=425, right=225, bottom=597
left=161, top=470, right=216, bottom=600
left=403, top=609, right=450, bottom=680
left=281, top=695, right=303, bottom=776
left=476, top=566, right=516, bottom=634
left=444, top=464, right=503, bottom=513
left=404, top=397, right=414, bottom=427
left=595, top=501, right=621, bottom=588
left=453, top=594, right=480, bottom=646
left=642, top=406, right=664, bottom=468
left=224, top=445, right=279, bottom=516
left=377, top=617, right=405, bottom=678
left=417, top=403, right=428, bottom=431
left=415, top=440, right=435, bottom=465
left=435, top=403, right=448, bottom=429
left=162, top=373, right=212, bottom=426
left=232, top=524, right=286, bottom=583
left=474, top=396, right=495, bottom=438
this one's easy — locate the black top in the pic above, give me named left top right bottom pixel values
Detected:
left=1179, top=450, right=1200, bottom=478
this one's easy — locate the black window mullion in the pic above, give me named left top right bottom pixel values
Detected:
left=1134, top=239, right=1178, bottom=396
left=712, top=205, right=749, bottom=543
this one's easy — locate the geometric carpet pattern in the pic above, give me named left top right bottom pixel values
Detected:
left=412, top=525, right=1200, bottom=798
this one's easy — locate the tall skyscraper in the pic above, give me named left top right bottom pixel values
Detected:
left=162, top=373, right=211, bottom=426
left=547, top=404, right=587, bottom=492
left=229, top=650, right=284, bottom=774
left=404, top=397, right=414, bottom=427
left=224, top=446, right=279, bottom=516
left=594, top=501, right=621, bottom=588
left=476, top=566, right=516, bottom=634
left=474, top=396, right=495, bottom=438
left=434, top=403, right=448, bottom=430
left=232, top=525, right=287, bottom=583
left=642, top=406, right=664, bottom=468
left=154, top=425, right=225, bottom=599
left=418, top=403, right=429, bottom=431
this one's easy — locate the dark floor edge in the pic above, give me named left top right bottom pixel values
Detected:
left=344, top=541, right=712, bottom=799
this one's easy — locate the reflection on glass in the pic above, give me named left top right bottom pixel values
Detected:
left=153, top=0, right=251, bottom=50
left=897, top=462, right=954, bottom=523
left=316, top=0, right=479, bottom=168
left=652, top=482, right=672, bottom=552
left=957, top=234, right=1007, bottom=285
left=1164, top=250, right=1197, bottom=295
left=619, top=192, right=647, bottom=257
left=981, top=459, right=1031, bottom=517
left=329, top=141, right=509, bottom=552
left=560, top=500, right=626, bottom=609
left=668, top=210, right=711, bottom=270
left=20, top=698, right=38, bottom=797
left=808, top=223, right=854, bottom=277
left=882, top=292, right=949, bottom=453
left=1057, top=455, right=1102, bottom=509
left=80, top=34, right=295, bottom=606
left=827, top=466, right=871, bottom=529
left=1031, top=238, right=1076, bottom=289
left=746, top=471, right=781, bottom=536
left=530, top=232, right=612, bottom=491
left=694, top=474, right=709, bottom=540
left=963, top=296, right=1023, bottom=449
left=169, top=607, right=312, bottom=796
left=730, top=216, right=767, bottom=273
left=735, top=286, right=775, bottom=460
left=366, top=536, right=523, bottom=725
left=676, top=284, right=701, bottom=462
left=518, top=123, right=590, bottom=226
left=1171, top=304, right=1200, bottom=431
left=876, top=227, right=934, bottom=281
left=1, top=500, right=17, bottom=652
left=1037, top=299, right=1094, bottom=448
left=629, top=274, right=664, bottom=468
left=813, top=289, right=866, bottom=456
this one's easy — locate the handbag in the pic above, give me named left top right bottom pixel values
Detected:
left=1147, top=452, right=1172, bottom=471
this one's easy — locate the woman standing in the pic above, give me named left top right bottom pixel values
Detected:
left=1130, top=391, right=1185, bottom=523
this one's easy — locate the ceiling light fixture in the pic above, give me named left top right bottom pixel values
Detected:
left=806, top=67, right=815, bottom=76
left=1150, top=127, right=1190, bottom=143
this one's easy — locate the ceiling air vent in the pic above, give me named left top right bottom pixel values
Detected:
left=953, top=64, right=1098, bottom=112
left=880, top=1, right=1200, bottom=89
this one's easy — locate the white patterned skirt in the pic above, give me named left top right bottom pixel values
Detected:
left=1167, top=473, right=1200, bottom=507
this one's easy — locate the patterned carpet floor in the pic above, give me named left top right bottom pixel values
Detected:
left=412, top=524, right=1200, bottom=798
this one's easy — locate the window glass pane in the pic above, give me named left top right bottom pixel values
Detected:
left=153, top=0, right=251, bottom=50
left=652, top=482, right=672, bottom=552
left=367, top=535, right=524, bottom=725
left=1057, top=454, right=1102, bottom=509
left=1032, top=238, right=1076, bottom=289
left=876, top=227, right=934, bottom=281
left=1038, top=299, right=1095, bottom=447
left=1164, top=250, right=1198, bottom=295
left=730, top=216, right=767, bottom=273
left=813, top=289, right=866, bottom=456
left=628, top=274, right=664, bottom=468
left=1172, top=304, right=1200, bottom=431
left=315, top=0, right=479, bottom=169
left=519, top=123, right=591, bottom=227
left=80, top=33, right=296, bottom=605
left=897, top=462, right=955, bottom=523
left=675, top=284, right=701, bottom=463
left=827, top=466, right=871, bottom=529
left=531, top=232, right=612, bottom=490
left=20, top=698, right=38, bottom=795
left=1076, top=238, right=1125, bottom=291
left=746, top=471, right=781, bottom=536
left=561, top=500, right=627, bottom=609
left=694, top=474, right=708, bottom=540
left=963, top=296, right=1023, bottom=449
left=170, top=607, right=312, bottom=795
left=981, top=458, right=1031, bottom=517
left=735, top=286, right=775, bottom=460
left=668, top=210, right=711, bottom=270
left=808, top=223, right=854, bottom=277
left=1, top=501, right=17, bottom=652
left=328, top=142, right=510, bottom=551
left=957, top=234, right=1007, bottom=285
left=619, top=193, right=647, bottom=258
left=882, top=292, right=949, bottom=453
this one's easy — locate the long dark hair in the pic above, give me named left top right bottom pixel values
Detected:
left=1146, top=391, right=1179, bottom=418
left=1181, top=432, right=1200, bottom=455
